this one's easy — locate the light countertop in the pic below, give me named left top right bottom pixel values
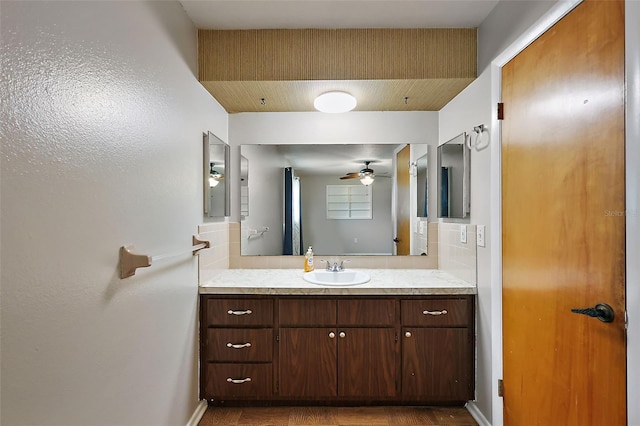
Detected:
left=199, top=269, right=476, bottom=295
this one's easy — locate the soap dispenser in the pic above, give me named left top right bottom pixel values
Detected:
left=304, top=246, right=314, bottom=272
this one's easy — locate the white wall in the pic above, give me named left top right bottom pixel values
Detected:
left=0, top=2, right=227, bottom=425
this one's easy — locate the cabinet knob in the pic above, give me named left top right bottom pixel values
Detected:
left=328, top=332, right=336, bottom=339
left=405, top=331, right=412, bottom=338
left=339, top=331, right=346, bottom=338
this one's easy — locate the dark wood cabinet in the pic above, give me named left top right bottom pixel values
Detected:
left=401, top=297, right=475, bottom=402
left=200, top=294, right=474, bottom=405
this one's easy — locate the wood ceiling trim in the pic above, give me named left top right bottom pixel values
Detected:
left=198, top=28, right=477, bottom=81
left=200, top=79, right=475, bottom=113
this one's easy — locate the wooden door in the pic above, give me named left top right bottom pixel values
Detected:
left=502, top=0, right=626, bottom=424
left=395, top=145, right=411, bottom=255
left=279, top=328, right=337, bottom=398
left=338, top=328, right=398, bottom=397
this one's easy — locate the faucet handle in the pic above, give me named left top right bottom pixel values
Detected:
left=318, top=259, right=331, bottom=271
left=339, top=259, right=351, bottom=270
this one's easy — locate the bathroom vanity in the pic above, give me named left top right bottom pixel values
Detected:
left=199, top=269, right=475, bottom=406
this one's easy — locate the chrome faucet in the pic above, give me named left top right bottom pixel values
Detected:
left=321, top=259, right=350, bottom=272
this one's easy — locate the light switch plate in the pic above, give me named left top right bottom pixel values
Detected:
left=477, top=225, right=486, bottom=247
left=460, top=225, right=467, bottom=243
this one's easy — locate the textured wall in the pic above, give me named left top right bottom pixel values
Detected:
left=0, top=1, right=227, bottom=425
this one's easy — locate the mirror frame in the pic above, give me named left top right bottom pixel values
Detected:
left=203, top=131, right=230, bottom=218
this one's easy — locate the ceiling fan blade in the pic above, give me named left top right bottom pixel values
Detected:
left=340, top=172, right=360, bottom=179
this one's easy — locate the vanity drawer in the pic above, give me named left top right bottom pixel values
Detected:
left=279, top=299, right=337, bottom=326
left=206, top=363, right=272, bottom=399
left=337, top=298, right=396, bottom=326
left=207, top=328, right=273, bottom=362
left=206, top=298, right=274, bottom=326
left=401, top=298, right=470, bottom=327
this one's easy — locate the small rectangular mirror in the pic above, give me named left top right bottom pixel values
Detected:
left=416, top=152, right=428, bottom=218
left=203, top=131, right=230, bottom=218
left=438, top=133, right=470, bottom=219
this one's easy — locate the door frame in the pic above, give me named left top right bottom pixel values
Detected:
left=487, top=0, right=639, bottom=424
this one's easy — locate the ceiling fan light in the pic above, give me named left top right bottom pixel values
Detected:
left=360, top=172, right=375, bottom=186
left=209, top=175, right=220, bottom=187
left=314, top=91, right=357, bottom=113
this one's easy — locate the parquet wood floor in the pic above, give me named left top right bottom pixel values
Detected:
left=198, top=406, right=478, bottom=426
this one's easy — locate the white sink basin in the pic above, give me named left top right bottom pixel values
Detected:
left=303, top=270, right=371, bottom=286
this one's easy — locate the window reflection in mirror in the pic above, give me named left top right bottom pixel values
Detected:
left=203, top=131, right=230, bottom=218
left=437, top=133, right=470, bottom=219
left=239, top=144, right=430, bottom=256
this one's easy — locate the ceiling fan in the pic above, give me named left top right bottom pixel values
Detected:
left=340, top=161, right=377, bottom=186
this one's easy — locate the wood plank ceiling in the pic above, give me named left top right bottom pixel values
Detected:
left=198, top=28, right=477, bottom=113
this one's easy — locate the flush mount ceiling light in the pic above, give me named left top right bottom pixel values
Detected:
left=314, top=91, right=357, bottom=113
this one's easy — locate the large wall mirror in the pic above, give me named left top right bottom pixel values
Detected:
left=240, top=144, right=430, bottom=256
left=437, top=133, right=470, bottom=219
left=203, top=131, right=230, bottom=218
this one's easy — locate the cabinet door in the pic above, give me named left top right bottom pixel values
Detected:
left=338, top=328, right=398, bottom=398
left=279, top=328, right=337, bottom=398
left=402, top=327, right=472, bottom=401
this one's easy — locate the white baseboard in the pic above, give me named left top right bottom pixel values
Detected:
left=186, top=400, right=208, bottom=426
left=466, top=401, right=492, bottom=426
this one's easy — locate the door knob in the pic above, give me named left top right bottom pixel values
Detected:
left=328, top=332, right=336, bottom=339
left=339, top=331, right=346, bottom=338
left=571, top=303, right=615, bottom=323
left=393, top=238, right=400, bottom=243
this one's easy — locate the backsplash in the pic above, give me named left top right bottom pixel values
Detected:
left=197, top=222, right=230, bottom=284
left=198, top=222, right=478, bottom=286
left=437, top=223, right=477, bottom=284
left=198, top=222, right=440, bottom=284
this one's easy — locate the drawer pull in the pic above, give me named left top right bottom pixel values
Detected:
left=423, top=309, right=448, bottom=316
left=226, top=377, right=252, bottom=384
left=227, top=309, right=253, bottom=316
left=226, top=342, right=252, bottom=349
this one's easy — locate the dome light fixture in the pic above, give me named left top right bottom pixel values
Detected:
left=359, top=161, right=375, bottom=186
left=314, top=91, right=357, bottom=113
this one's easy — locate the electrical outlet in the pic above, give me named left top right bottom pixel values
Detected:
left=477, top=225, right=486, bottom=247
left=460, top=225, right=467, bottom=243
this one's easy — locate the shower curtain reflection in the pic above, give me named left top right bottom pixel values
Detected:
left=284, top=167, right=303, bottom=255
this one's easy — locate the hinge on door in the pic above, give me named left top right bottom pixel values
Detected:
left=276, top=334, right=279, bottom=342
left=395, top=332, right=398, bottom=342
left=498, top=379, right=504, bottom=397
left=497, top=102, right=504, bottom=120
